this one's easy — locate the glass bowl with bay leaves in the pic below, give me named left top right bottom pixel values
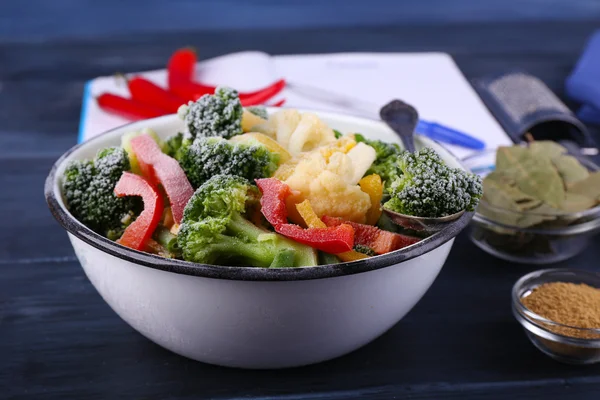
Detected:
left=463, top=141, right=600, bottom=264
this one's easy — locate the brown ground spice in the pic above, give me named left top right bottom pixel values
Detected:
left=521, top=282, right=600, bottom=339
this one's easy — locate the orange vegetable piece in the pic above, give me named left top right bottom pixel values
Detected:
left=359, top=174, right=383, bottom=225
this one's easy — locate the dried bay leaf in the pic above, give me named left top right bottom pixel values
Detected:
left=529, top=141, right=567, bottom=159
left=504, top=155, right=565, bottom=208
left=568, top=171, right=600, bottom=199
left=496, top=146, right=529, bottom=171
left=495, top=146, right=564, bottom=208
left=552, top=155, right=589, bottom=186
left=484, top=175, right=541, bottom=210
left=480, top=180, right=522, bottom=226
left=515, top=203, right=559, bottom=228
left=561, top=192, right=598, bottom=213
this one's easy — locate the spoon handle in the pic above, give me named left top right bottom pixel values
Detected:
left=379, top=100, right=419, bottom=153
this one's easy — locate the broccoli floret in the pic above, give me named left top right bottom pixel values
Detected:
left=246, top=106, right=268, bottom=120
left=354, top=244, right=376, bottom=256
left=179, top=137, right=280, bottom=188
left=355, top=133, right=402, bottom=188
left=163, top=132, right=188, bottom=160
left=178, top=86, right=243, bottom=141
left=383, top=148, right=483, bottom=218
left=177, top=175, right=317, bottom=267
left=63, top=147, right=140, bottom=240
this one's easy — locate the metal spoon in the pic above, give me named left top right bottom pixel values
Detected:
left=379, top=99, right=465, bottom=234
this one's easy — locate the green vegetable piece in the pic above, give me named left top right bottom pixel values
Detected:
left=163, top=132, right=188, bottom=160
left=333, top=129, right=343, bottom=139
left=178, top=86, right=243, bottom=140
left=179, top=137, right=280, bottom=188
left=246, top=106, right=268, bottom=120
left=552, top=155, right=589, bottom=187
left=354, top=244, right=376, bottom=256
left=568, top=171, right=600, bottom=199
left=318, top=251, right=341, bottom=265
left=354, top=134, right=403, bottom=189
left=496, top=146, right=565, bottom=208
left=384, top=148, right=483, bottom=218
left=63, top=147, right=140, bottom=240
left=177, top=175, right=317, bottom=267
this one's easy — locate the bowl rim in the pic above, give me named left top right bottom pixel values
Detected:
left=45, top=112, right=472, bottom=282
left=512, top=268, right=600, bottom=347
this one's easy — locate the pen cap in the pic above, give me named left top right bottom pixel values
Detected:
left=472, top=71, right=595, bottom=148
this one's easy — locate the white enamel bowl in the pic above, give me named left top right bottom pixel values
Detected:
left=45, top=110, right=473, bottom=369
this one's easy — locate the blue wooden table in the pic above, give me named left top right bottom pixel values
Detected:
left=2, top=2, right=600, bottom=398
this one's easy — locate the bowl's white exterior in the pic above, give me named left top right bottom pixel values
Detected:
left=51, top=110, right=465, bottom=369
left=70, top=233, right=452, bottom=369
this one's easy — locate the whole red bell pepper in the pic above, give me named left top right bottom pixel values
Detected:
left=322, top=216, right=420, bottom=255
left=130, top=134, right=194, bottom=225
left=255, top=178, right=354, bottom=253
left=114, top=172, right=164, bottom=251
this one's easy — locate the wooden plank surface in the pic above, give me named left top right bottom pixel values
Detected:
left=2, top=19, right=600, bottom=400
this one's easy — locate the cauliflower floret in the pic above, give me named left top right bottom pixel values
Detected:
left=287, top=113, right=336, bottom=155
left=285, top=151, right=371, bottom=224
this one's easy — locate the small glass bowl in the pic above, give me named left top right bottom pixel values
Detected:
left=512, top=268, right=600, bottom=364
left=463, top=150, right=600, bottom=264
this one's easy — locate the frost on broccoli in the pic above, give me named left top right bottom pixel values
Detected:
left=354, top=244, right=376, bottom=256
left=246, top=106, right=268, bottom=120
left=383, top=148, right=483, bottom=218
left=178, top=86, right=243, bottom=141
left=354, top=133, right=402, bottom=187
left=163, top=131, right=185, bottom=160
left=177, top=175, right=317, bottom=267
left=179, top=137, right=280, bottom=188
left=63, top=147, right=140, bottom=240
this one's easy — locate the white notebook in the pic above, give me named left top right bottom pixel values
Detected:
left=79, top=51, right=512, bottom=159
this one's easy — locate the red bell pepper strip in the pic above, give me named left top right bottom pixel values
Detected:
left=255, top=178, right=291, bottom=227
left=255, top=178, right=354, bottom=253
left=271, top=98, right=286, bottom=107
left=322, top=216, right=421, bottom=255
left=277, top=223, right=354, bottom=253
left=97, top=93, right=166, bottom=121
left=114, top=172, right=164, bottom=251
left=239, top=79, right=286, bottom=106
left=130, top=134, right=194, bottom=225
left=128, top=76, right=188, bottom=113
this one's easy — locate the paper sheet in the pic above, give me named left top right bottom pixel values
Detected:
left=79, top=51, right=512, bottom=159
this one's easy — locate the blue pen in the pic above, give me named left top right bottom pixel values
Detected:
left=416, top=120, right=486, bottom=150
left=285, top=82, right=487, bottom=150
